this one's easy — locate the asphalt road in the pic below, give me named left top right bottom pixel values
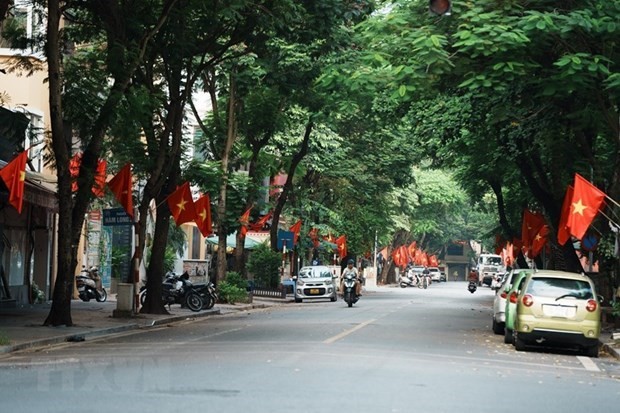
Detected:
left=0, top=282, right=619, bottom=412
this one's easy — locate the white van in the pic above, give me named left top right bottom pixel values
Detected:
left=476, top=254, right=504, bottom=286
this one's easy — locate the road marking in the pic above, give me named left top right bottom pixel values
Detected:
left=323, top=319, right=376, bottom=344
left=576, top=356, right=600, bottom=372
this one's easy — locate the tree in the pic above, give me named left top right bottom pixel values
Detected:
left=44, top=0, right=177, bottom=326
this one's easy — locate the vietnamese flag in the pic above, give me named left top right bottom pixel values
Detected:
left=567, top=174, right=606, bottom=240
left=289, top=220, right=302, bottom=245
left=531, top=225, right=549, bottom=258
left=239, top=207, right=252, bottom=236
left=521, top=209, right=546, bottom=255
left=249, top=211, right=272, bottom=231
left=0, top=150, right=28, bottom=213
left=107, top=163, right=133, bottom=218
left=335, top=235, right=347, bottom=258
left=557, top=185, right=574, bottom=245
left=309, top=227, right=320, bottom=248
left=167, top=182, right=196, bottom=226
left=69, top=153, right=107, bottom=197
left=194, top=194, right=212, bottom=237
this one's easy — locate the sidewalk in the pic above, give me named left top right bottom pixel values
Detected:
left=0, top=295, right=287, bottom=355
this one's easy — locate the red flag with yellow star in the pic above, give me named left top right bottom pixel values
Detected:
left=557, top=185, right=574, bottom=245
left=567, top=174, right=606, bottom=240
left=194, top=194, right=212, bottom=237
left=239, top=207, right=252, bottom=236
left=335, top=235, right=347, bottom=258
left=289, top=220, right=302, bottom=245
left=167, top=182, right=196, bottom=226
left=107, top=163, right=133, bottom=219
left=0, top=150, right=28, bottom=214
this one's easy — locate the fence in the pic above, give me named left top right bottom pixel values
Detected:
left=249, top=282, right=294, bottom=299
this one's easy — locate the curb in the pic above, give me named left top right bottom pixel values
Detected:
left=0, top=323, right=141, bottom=355
left=601, top=342, right=620, bottom=360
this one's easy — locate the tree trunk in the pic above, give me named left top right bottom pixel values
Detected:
left=216, top=71, right=238, bottom=282
left=44, top=0, right=73, bottom=326
left=270, top=120, right=313, bottom=251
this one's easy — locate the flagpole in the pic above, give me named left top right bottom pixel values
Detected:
left=599, top=209, right=620, bottom=228
left=605, top=194, right=620, bottom=209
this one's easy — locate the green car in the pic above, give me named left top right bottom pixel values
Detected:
left=514, top=270, right=601, bottom=357
left=503, top=269, right=534, bottom=344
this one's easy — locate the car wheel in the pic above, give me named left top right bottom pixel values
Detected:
left=514, top=335, right=527, bottom=352
left=294, top=297, right=302, bottom=303
left=584, top=344, right=599, bottom=358
left=504, top=328, right=513, bottom=344
left=330, top=294, right=337, bottom=302
left=492, top=318, right=504, bottom=335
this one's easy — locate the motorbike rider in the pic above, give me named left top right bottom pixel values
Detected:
left=468, top=269, right=478, bottom=284
left=88, top=266, right=104, bottom=295
left=340, top=259, right=362, bottom=297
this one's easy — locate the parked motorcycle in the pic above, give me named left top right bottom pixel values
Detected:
left=139, top=271, right=203, bottom=312
left=343, top=272, right=359, bottom=307
left=468, top=281, right=477, bottom=294
left=76, top=266, right=107, bottom=302
left=399, top=269, right=427, bottom=289
left=194, top=280, right=218, bottom=310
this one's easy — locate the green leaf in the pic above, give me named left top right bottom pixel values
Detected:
left=398, top=85, right=407, bottom=97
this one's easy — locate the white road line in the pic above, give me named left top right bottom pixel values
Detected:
left=576, top=356, right=600, bottom=372
left=323, top=319, right=376, bottom=344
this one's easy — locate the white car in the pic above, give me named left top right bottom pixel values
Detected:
left=428, top=267, right=442, bottom=282
left=294, top=266, right=338, bottom=303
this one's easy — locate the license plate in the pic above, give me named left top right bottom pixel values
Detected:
left=309, top=289, right=320, bottom=295
left=543, top=305, right=576, bottom=318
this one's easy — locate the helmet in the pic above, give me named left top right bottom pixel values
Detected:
left=347, top=259, right=354, bottom=265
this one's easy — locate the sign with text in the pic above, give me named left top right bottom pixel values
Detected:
left=103, top=208, right=133, bottom=226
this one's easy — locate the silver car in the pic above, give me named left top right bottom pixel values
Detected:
left=294, top=266, right=338, bottom=303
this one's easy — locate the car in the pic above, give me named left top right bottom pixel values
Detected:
left=514, top=270, right=602, bottom=357
left=294, top=265, right=338, bottom=303
left=428, top=267, right=442, bottom=282
left=503, top=269, right=535, bottom=344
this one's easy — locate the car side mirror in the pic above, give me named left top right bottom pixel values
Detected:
left=292, top=276, right=298, bottom=282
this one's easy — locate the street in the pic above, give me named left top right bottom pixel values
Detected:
left=0, top=282, right=619, bottom=412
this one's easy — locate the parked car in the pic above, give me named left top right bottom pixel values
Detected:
left=514, top=270, right=602, bottom=357
left=492, top=270, right=516, bottom=335
left=428, top=267, right=442, bottom=282
left=503, top=269, right=535, bottom=344
left=294, top=266, right=338, bottom=303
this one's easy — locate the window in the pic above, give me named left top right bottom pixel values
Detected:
left=0, top=1, right=43, bottom=52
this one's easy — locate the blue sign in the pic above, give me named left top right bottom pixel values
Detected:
left=581, top=234, right=599, bottom=252
left=277, top=230, right=294, bottom=251
left=103, top=208, right=133, bottom=226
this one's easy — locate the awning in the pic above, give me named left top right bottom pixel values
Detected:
left=205, top=231, right=265, bottom=250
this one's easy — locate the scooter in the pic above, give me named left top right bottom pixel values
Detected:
left=343, top=272, right=359, bottom=308
left=76, top=266, right=107, bottom=302
left=468, top=281, right=477, bottom=294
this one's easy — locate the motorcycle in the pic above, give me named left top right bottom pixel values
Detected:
left=140, top=271, right=203, bottom=312
left=468, top=281, right=477, bottom=294
left=76, top=266, right=107, bottom=302
left=399, top=268, right=428, bottom=289
left=194, top=280, right=218, bottom=310
left=343, top=272, right=359, bottom=307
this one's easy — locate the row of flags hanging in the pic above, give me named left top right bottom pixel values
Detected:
left=7, top=152, right=612, bottom=261
left=383, top=241, right=439, bottom=268
left=497, top=173, right=618, bottom=264
left=1, top=151, right=350, bottom=256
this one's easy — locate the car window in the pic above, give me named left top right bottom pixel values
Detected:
left=315, top=270, right=333, bottom=278
left=525, top=277, right=593, bottom=300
